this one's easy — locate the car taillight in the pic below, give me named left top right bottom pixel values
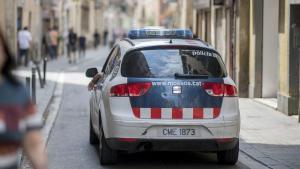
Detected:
left=110, top=82, right=152, bottom=97
left=202, top=82, right=237, bottom=97
left=224, top=84, right=238, bottom=97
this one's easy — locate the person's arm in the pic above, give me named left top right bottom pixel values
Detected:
left=23, top=131, right=48, bottom=169
left=88, top=73, right=103, bottom=91
left=22, top=103, right=48, bottom=169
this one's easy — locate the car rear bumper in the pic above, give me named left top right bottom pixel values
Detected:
left=104, top=118, right=240, bottom=140
left=106, top=138, right=239, bottom=153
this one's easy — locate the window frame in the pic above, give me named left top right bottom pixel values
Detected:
left=102, top=46, right=121, bottom=75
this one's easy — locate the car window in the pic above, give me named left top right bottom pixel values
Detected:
left=101, top=46, right=116, bottom=73
left=121, top=47, right=226, bottom=78
left=102, top=46, right=120, bottom=74
left=105, top=46, right=120, bottom=75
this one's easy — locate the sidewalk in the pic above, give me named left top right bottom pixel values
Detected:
left=240, top=98, right=300, bottom=169
left=15, top=46, right=109, bottom=117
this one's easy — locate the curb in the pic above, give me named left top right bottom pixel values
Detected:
left=239, top=149, right=271, bottom=169
left=41, top=72, right=64, bottom=144
left=252, top=99, right=277, bottom=111
left=19, top=72, right=65, bottom=169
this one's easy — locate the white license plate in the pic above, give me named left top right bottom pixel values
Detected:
left=159, top=127, right=197, bottom=137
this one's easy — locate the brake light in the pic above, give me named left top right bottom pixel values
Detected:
left=202, top=82, right=224, bottom=96
left=202, top=82, right=237, bottom=97
left=110, top=82, right=152, bottom=97
left=224, top=84, right=238, bottom=97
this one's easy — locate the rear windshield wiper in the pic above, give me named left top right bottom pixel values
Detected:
left=174, top=73, right=209, bottom=79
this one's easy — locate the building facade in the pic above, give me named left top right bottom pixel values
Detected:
left=178, top=0, right=299, bottom=117
left=42, top=0, right=106, bottom=55
left=131, top=0, right=160, bottom=28
left=0, top=0, right=42, bottom=58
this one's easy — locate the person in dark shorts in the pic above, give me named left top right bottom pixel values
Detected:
left=79, top=34, right=86, bottom=58
left=17, top=27, right=32, bottom=67
left=0, top=30, right=48, bottom=169
left=103, top=29, right=108, bottom=46
left=93, top=30, right=100, bottom=49
left=68, top=28, right=77, bottom=64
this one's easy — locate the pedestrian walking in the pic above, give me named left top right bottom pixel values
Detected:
left=41, top=34, right=48, bottom=60
left=93, top=30, right=100, bottom=49
left=63, top=31, right=70, bottom=59
left=68, top=28, right=77, bottom=64
left=49, top=27, right=59, bottom=60
left=79, top=34, right=86, bottom=58
left=18, top=27, right=32, bottom=67
left=103, top=29, right=108, bottom=46
left=43, top=28, right=52, bottom=60
left=0, top=30, right=48, bottom=169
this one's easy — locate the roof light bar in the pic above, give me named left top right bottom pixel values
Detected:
left=128, top=28, right=193, bottom=40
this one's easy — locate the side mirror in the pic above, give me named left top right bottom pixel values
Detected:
left=86, top=68, right=98, bottom=78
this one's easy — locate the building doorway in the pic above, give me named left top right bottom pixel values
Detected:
left=17, top=7, right=23, bottom=31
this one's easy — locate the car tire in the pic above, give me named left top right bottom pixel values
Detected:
left=99, top=126, right=118, bottom=165
left=89, top=119, right=99, bottom=145
left=217, top=141, right=239, bottom=165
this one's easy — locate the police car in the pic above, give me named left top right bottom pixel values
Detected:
left=86, top=28, right=240, bottom=165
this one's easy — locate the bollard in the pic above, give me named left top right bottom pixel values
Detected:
left=31, top=68, right=36, bottom=104
left=36, top=65, right=44, bottom=88
left=25, top=77, right=31, bottom=97
left=43, top=57, right=47, bottom=85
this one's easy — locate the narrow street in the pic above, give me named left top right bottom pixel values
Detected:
left=46, top=49, right=253, bottom=169
left=1, top=1, right=300, bottom=169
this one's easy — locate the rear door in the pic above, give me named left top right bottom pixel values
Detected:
left=94, top=46, right=120, bottom=131
left=110, top=46, right=237, bottom=120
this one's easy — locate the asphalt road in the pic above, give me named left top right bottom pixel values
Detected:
left=47, top=49, right=253, bottom=169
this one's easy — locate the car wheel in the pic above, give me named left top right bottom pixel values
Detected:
left=89, top=118, right=99, bottom=145
left=217, top=141, right=239, bottom=165
left=99, top=125, right=118, bottom=165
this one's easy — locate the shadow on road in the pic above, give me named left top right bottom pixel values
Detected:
left=93, top=146, right=249, bottom=169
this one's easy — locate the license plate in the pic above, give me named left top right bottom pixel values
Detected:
left=159, top=127, right=196, bottom=137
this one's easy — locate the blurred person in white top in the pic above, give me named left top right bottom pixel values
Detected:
left=18, top=27, right=32, bottom=67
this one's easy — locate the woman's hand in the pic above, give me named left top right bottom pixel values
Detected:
left=88, top=73, right=103, bottom=91
left=23, top=131, right=48, bottom=169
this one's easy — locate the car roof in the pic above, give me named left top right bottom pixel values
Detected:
left=119, top=38, right=215, bottom=52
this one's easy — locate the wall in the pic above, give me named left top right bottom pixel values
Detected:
left=262, top=0, right=279, bottom=98
left=20, top=0, right=42, bottom=57
left=215, top=7, right=226, bottom=61
left=248, top=0, right=263, bottom=98
left=1, top=0, right=18, bottom=57
left=235, top=0, right=250, bottom=97
left=0, top=0, right=5, bottom=32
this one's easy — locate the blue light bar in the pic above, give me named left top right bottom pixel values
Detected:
left=128, top=28, right=193, bottom=39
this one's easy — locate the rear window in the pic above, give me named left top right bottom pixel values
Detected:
left=121, top=48, right=226, bottom=78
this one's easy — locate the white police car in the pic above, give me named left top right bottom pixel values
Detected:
left=86, top=28, right=240, bottom=165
